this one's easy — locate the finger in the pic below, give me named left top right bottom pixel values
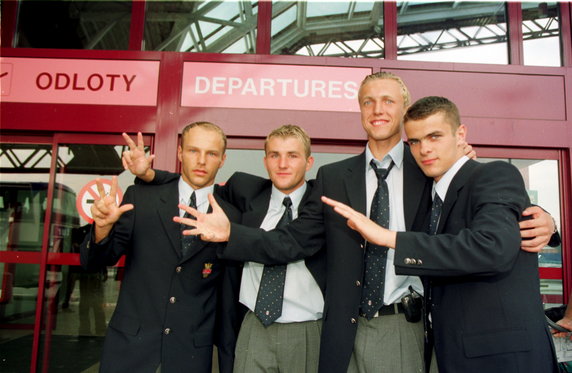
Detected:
left=522, top=205, right=542, bottom=216
left=109, top=176, right=118, bottom=200
left=207, top=194, right=223, bottom=213
left=122, top=154, right=129, bottom=170
left=118, top=204, right=134, bottom=214
left=321, top=196, right=350, bottom=210
left=136, top=132, right=145, bottom=150
left=95, top=178, right=106, bottom=199
left=123, top=150, right=133, bottom=166
left=122, top=132, right=137, bottom=151
left=178, top=203, right=200, bottom=219
left=148, top=154, right=156, bottom=164
left=173, top=215, right=198, bottom=228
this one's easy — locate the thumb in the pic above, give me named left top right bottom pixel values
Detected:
left=118, top=204, right=134, bottom=215
left=207, top=194, right=222, bottom=212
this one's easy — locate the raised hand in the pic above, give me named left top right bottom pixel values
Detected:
left=173, top=194, right=231, bottom=242
left=321, top=196, right=396, bottom=248
left=91, top=176, right=134, bottom=243
left=519, top=206, right=557, bottom=252
left=122, top=132, right=156, bottom=181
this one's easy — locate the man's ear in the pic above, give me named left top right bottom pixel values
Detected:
left=177, top=145, right=183, bottom=163
left=457, top=124, right=467, bottom=143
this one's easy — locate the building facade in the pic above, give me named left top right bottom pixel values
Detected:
left=1, top=1, right=571, bottom=371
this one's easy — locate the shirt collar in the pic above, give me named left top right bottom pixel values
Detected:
left=433, top=155, right=470, bottom=201
left=178, top=177, right=215, bottom=207
left=365, top=141, right=404, bottom=170
left=270, top=182, right=307, bottom=212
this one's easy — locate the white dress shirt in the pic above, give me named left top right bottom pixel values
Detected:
left=239, top=182, right=324, bottom=323
left=178, top=178, right=214, bottom=216
left=433, top=155, right=470, bottom=203
left=365, top=142, right=424, bottom=304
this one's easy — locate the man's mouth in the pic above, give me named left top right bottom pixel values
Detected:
left=421, top=158, right=437, bottom=166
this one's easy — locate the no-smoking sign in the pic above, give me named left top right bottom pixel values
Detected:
left=76, top=179, right=124, bottom=223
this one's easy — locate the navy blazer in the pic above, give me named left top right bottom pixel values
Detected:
left=80, top=179, right=240, bottom=373
left=395, top=160, right=558, bottom=373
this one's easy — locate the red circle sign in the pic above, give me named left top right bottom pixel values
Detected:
left=76, top=179, right=124, bottom=223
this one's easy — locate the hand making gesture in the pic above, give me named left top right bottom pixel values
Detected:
left=173, top=194, right=231, bottom=242
left=91, top=176, right=134, bottom=243
left=122, top=132, right=156, bottom=181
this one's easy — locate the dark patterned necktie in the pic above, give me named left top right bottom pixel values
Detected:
left=361, top=159, right=394, bottom=319
left=181, top=191, right=198, bottom=257
left=428, top=194, right=443, bottom=235
left=254, top=196, right=293, bottom=326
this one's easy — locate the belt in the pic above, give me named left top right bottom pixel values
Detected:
left=361, top=303, right=405, bottom=318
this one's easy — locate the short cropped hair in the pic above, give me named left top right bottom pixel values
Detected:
left=359, top=71, right=411, bottom=107
left=264, top=124, right=312, bottom=158
left=181, top=121, right=227, bottom=153
left=404, top=96, right=461, bottom=131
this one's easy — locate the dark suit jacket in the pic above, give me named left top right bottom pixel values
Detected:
left=394, top=160, right=558, bottom=373
left=221, top=146, right=431, bottom=373
left=80, top=179, right=240, bottom=373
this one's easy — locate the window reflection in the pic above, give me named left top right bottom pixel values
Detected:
left=144, top=1, right=259, bottom=53
left=522, top=2, right=561, bottom=67
left=271, top=1, right=383, bottom=57
left=397, top=1, right=508, bottom=64
left=16, top=1, right=131, bottom=50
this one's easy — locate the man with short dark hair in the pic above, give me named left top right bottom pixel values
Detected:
left=322, top=96, right=559, bottom=372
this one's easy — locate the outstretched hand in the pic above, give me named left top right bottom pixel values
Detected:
left=173, top=194, right=231, bottom=242
left=91, top=176, right=134, bottom=242
left=321, top=196, right=396, bottom=248
left=122, top=132, right=156, bottom=181
left=519, top=206, right=556, bottom=252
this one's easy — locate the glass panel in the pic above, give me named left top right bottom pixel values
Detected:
left=0, top=142, right=53, bottom=372
left=16, top=1, right=132, bottom=50
left=144, top=1, right=259, bottom=53
left=37, top=142, right=149, bottom=372
left=522, top=2, right=561, bottom=67
left=397, top=1, right=508, bottom=64
left=271, top=1, right=383, bottom=58
left=480, top=158, right=562, bottom=307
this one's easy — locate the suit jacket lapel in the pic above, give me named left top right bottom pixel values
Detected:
left=344, top=152, right=367, bottom=214
left=438, top=159, right=479, bottom=233
left=403, top=145, right=431, bottom=230
left=242, top=187, right=272, bottom=228
left=157, top=182, right=184, bottom=257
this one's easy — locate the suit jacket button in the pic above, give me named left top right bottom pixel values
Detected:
left=350, top=318, right=357, bottom=324
left=417, top=259, right=423, bottom=265
left=176, top=266, right=182, bottom=273
left=355, top=280, right=361, bottom=287
left=404, top=258, right=411, bottom=264
left=169, top=297, right=176, bottom=304
left=164, top=328, right=171, bottom=335
left=410, top=258, right=417, bottom=265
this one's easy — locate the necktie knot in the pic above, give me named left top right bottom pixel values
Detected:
left=282, top=196, right=292, bottom=210
left=276, top=196, right=293, bottom=228
left=370, top=159, right=394, bottom=183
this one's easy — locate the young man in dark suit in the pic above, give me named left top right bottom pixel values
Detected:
left=178, top=73, right=558, bottom=373
left=322, top=96, right=559, bottom=372
left=127, top=125, right=326, bottom=372
left=80, top=122, right=241, bottom=373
